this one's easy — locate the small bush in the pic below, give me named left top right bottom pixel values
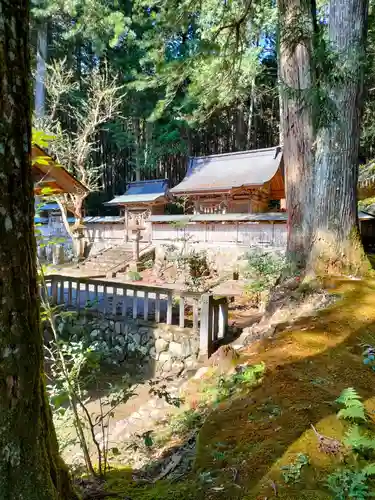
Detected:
left=127, top=270, right=142, bottom=281
left=171, top=409, right=204, bottom=435
left=280, top=453, right=310, bottom=484
left=326, top=467, right=375, bottom=500
left=205, top=363, right=266, bottom=404
left=244, top=250, right=284, bottom=302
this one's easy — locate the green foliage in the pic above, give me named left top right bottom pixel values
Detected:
left=126, top=270, right=142, bottom=282
left=328, top=388, right=375, bottom=499
left=148, top=379, right=184, bottom=408
left=336, top=388, right=367, bottom=423
left=170, top=409, right=204, bottom=435
left=344, top=425, right=375, bottom=455
left=205, top=363, right=266, bottom=404
left=326, top=467, right=375, bottom=500
left=280, top=453, right=310, bottom=484
left=142, top=259, right=154, bottom=270
left=244, top=250, right=284, bottom=302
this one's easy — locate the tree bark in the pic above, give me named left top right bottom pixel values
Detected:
left=0, top=1, right=78, bottom=498
left=308, top=0, right=369, bottom=275
left=35, top=19, right=47, bottom=118
left=278, top=0, right=316, bottom=269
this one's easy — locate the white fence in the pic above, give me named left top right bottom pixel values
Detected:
left=43, top=274, right=232, bottom=357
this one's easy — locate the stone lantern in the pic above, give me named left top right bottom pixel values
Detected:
left=128, top=216, right=144, bottom=271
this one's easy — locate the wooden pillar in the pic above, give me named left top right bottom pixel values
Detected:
left=124, top=207, right=129, bottom=242
left=218, top=299, right=228, bottom=339
left=199, top=294, right=213, bottom=359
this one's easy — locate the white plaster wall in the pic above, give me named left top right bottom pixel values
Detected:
left=153, top=222, right=287, bottom=273
left=152, top=222, right=287, bottom=248
left=83, top=223, right=125, bottom=254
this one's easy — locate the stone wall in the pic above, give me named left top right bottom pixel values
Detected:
left=53, top=314, right=200, bottom=377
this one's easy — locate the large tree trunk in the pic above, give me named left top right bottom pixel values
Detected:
left=308, top=0, right=369, bottom=275
left=0, top=1, right=78, bottom=498
left=278, top=0, right=316, bottom=269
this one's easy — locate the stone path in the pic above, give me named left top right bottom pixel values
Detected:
left=108, top=379, right=184, bottom=444
left=93, top=371, right=203, bottom=471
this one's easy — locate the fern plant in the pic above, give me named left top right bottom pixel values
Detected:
left=344, top=426, right=375, bottom=456
left=327, top=466, right=375, bottom=499
left=336, top=388, right=367, bottom=423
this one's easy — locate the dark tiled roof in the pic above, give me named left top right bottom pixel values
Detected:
left=105, top=179, right=169, bottom=205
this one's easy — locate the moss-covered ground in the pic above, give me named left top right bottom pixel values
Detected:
left=103, top=277, right=375, bottom=499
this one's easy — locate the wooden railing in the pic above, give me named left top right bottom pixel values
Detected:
left=43, top=274, right=231, bottom=357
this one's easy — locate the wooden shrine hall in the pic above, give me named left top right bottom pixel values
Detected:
left=169, top=146, right=285, bottom=214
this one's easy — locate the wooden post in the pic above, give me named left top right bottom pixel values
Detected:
left=132, top=290, right=138, bottom=319
left=218, top=299, right=228, bottom=339
left=166, top=293, right=173, bottom=325
left=121, top=288, right=128, bottom=317
left=212, top=303, right=219, bottom=343
left=192, top=298, right=199, bottom=332
left=76, top=281, right=81, bottom=310
left=143, top=291, right=149, bottom=320
left=179, top=296, right=185, bottom=328
left=125, top=207, right=129, bottom=242
left=103, top=285, right=108, bottom=315
left=199, top=294, right=213, bottom=359
left=59, top=278, right=65, bottom=304
left=155, top=292, right=161, bottom=323
left=67, top=280, right=72, bottom=306
left=94, top=284, right=99, bottom=312
left=51, top=277, right=58, bottom=304
left=112, top=288, right=118, bottom=316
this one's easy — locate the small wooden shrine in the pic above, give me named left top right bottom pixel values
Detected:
left=105, top=179, right=169, bottom=241
left=170, top=146, right=285, bottom=214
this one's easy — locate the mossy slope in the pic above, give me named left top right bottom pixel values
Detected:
left=106, top=278, right=375, bottom=499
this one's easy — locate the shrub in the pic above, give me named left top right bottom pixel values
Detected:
left=326, top=467, right=375, bottom=500
left=243, top=250, right=284, bottom=303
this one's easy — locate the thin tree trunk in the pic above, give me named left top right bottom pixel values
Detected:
left=133, top=118, right=142, bottom=181
left=235, top=104, right=246, bottom=151
left=35, top=20, right=47, bottom=118
left=246, top=82, right=255, bottom=149
left=0, top=2, right=78, bottom=497
left=278, top=0, right=316, bottom=269
left=308, top=0, right=369, bottom=275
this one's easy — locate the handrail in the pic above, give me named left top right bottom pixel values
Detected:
left=43, top=273, right=231, bottom=357
left=43, top=274, right=202, bottom=330
left=44, top=274, right=202, bottom=298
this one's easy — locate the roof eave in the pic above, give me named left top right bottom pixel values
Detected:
left=170, top=184, right=264, bottom=196
left=104, top=194, right=166, bottom=206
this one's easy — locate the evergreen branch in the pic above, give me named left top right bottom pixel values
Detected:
left=213, top=0, right=253, bottom=41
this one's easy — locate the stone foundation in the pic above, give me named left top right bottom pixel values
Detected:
left=52, top=315, right=200, bottom=377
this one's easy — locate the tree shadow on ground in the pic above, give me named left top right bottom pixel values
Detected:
left=97, top=277, right=375, bottom=500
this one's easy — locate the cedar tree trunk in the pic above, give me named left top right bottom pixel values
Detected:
left=0, top=1, right=79, bottom=498
left=307, top=0, right=369, bottom=275
left=278, top=0, right=316, bottom=270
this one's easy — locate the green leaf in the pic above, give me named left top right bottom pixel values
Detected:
left=337, top=406, right=367, bottom=422
left=336, top=387, right=362, bottom=406
left=363, top=463, right=375, bottom=477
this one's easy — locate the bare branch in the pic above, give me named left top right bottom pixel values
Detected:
left=35, top=59, right=125, bottom=229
